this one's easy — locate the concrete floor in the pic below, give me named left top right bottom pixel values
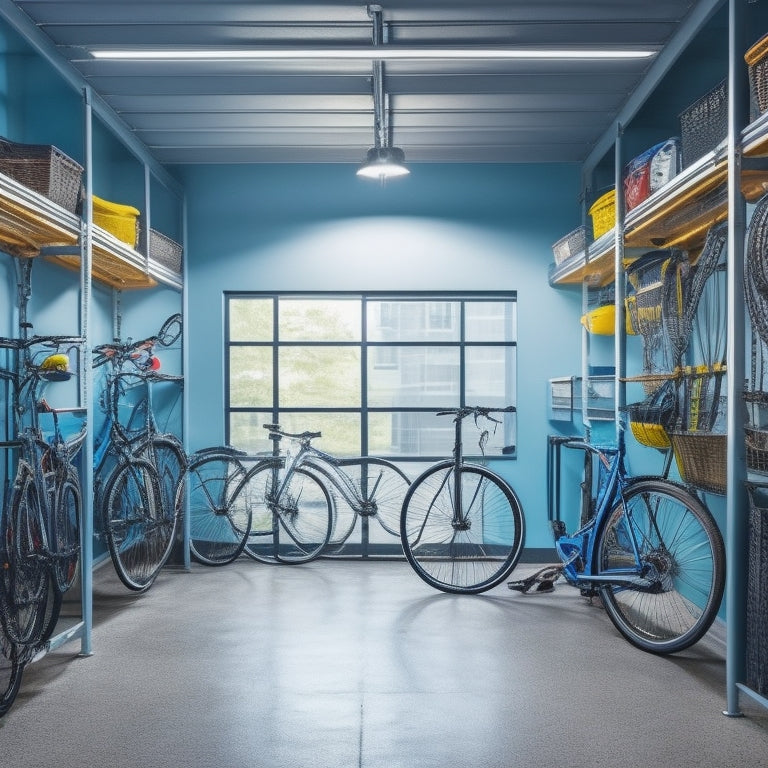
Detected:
left=2, top=559, right=768, bottom=768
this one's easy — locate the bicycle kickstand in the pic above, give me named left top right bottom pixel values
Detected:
left=507, top=564, right=564, bottom=595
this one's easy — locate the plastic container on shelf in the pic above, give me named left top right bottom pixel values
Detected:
left=623, top=138, right=682, bottom=211
left=588, top=189, right=615, bottom=239
left=92, top=194, right=140, bottom=248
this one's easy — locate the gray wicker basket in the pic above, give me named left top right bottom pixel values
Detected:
left=0, top=136, right=83, bottom=213
left=139, top=227, right=183, bottom=274
left=746, top=483, right=768, bottom=696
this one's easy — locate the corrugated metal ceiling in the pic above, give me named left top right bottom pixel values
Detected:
left=5, top=1, right=713, bottom=166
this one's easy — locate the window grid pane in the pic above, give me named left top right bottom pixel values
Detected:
left=226, top=294, right=516, bottom=459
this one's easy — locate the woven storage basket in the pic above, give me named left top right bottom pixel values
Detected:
left=551, top=226, right=586, bottom=265
left=746, top=482, right=768, bottom=697
left=625, top=381, right=676, bottom=450
left=0, top=136, right=83, bottom=213
left=92, top=194, right=140, bottom=248
left=746, top=33, right=768, bottom=119
left=588, top=189, right=615, bottom=239
left=139, top=227, right=183, bottom=274
left=679, top=79, right=728, bottom=168
left=746, top=426, right=768, bottom=475
left=669, top=431, right=727, bottom=494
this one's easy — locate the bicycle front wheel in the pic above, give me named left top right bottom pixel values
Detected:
left=142, top=435, right=186, bottom=560
left=187, top=451, right=249, bottom=565
left=401, top=462, right=525, bottom=594
left=241, top=464, right=333, bottom=564
left=103, top=460, right=167, bottom=592
left=52, top=468, right=81, bottom=594
left=2, top=467, right=61, bottom=646
left=0, top=642, right=23, bottom=718
left=596, top=477, right=725, bottom=654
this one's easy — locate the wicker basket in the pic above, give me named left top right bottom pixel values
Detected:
left=679, top=79, right=728, bottom=168
left=746, top=33, right=768, bottom=119
left=551, top=225, right=586, bottom=265
left=625, top=381, right=676, bottom=450
left=746, top=482, right=768, bottom=697
left=0, top=136, right=83, bottom=213
left=92, top=194, right=140, bottom=248
left=139, top=227, right=183, bottom=274
left=747, top=426, right=768, bottom=475
left=588, top=189, right=615, bottom=239
left=669, top=431, right=727, bottom=494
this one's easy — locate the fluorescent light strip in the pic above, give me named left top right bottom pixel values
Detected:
left=90, top=47, right=657, bottom=61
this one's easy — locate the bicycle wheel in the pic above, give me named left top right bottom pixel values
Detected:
left=103, top=459, right=167, bottom=592
left=595, top=477, right=725, bottom=654
left=1, top=467, right=60, bottom=646
left=241, top=463, right=333, bottom=564
left=341, top=458, right=410, bottom=538
left=187, top=452, right=249, bottom=565
left=0, top=642, right=23, bottom=718
left=400, top=461, right=526, bottom=594
left=52, top=468, right=81, bottom=594
left=143, top=435, right=186, bottom=557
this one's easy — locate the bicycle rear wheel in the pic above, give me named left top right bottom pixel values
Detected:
left=401, top=462, right=525, bottom=594
left=103, top=459, right=167, bottom=592
left=241, top=463, right=333, bottom=564
left=187, top=451, right=249, bottom=565
left=596, top=477, right=725, bottom=654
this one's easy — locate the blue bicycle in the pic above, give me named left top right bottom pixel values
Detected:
left=508, top=429, right=726, bottom=654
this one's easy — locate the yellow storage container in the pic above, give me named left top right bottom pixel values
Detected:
left=588, top=189, right=616, bottom=239
left=580, top=304, right=635, bottom=336
left=92, top=194, right=140, bottom=248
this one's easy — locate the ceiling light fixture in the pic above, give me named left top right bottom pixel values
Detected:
left=89, top=47, right=657, bottom=61
left=356, top=5, right=409, bottom=183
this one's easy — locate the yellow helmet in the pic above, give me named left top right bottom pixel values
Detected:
left=41, top=353, right=69, bottom=372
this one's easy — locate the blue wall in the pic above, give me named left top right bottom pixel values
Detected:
left=178, top=161, right=585, bottom=549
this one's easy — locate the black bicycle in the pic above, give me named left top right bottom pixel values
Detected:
left=0, top=333, right=86, bottom=716
left=400, top=406, right=525, bottom=594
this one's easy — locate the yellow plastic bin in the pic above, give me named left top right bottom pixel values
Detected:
left=588, top=189, right=616, bottom=239
left=92, top=194, right=140, bottom=248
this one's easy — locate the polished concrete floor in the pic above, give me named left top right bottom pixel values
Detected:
left=2, top=558, right=768, bottom=767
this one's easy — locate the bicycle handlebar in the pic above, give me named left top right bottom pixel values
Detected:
left=263, top=424, right=322, bottom=442
left=0, top=334, right=85, bottom=350
left=436, top=405, right=516, bottom=420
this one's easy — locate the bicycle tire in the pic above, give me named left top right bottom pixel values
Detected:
left=143, top=435, right=186, bottom=556
left=1, top=467, right=59, bottom=646
left=187, top=451, right=249, bottom=566
left=156, top=313, right=183, bottom=347
left=241, top=463, right=333, bottom=564
left=0, top=644, right=23, bottom=718
left=52, top=468, right=81, bottom=595
left=595, top=477, right=725, bottom=654
left=401, top=461, right=525, bottom=594
left=103, top=459, right=167, bottom=592
left=310, top=458, right=410, bottom=548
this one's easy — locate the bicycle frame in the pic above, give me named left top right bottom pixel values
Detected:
left=552, top=433, right=666, bottom=591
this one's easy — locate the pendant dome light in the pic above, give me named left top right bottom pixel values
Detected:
left=357, top=5, right=410, bottom=181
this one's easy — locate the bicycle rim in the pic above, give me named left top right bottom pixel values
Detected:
left=188, top=453, right=249, bottom=565
left=242, top=465, right=332, bottom=564
left=596, top=478, right=725, bottom=654
left=1, top=470, right=57, bottom=646
left=103, top=460, right=167, bottom=592
left=401, top=463, right=525, bottom=594
left=0, top=644, right=23, bottom=718
left=52, top=470, right=81, bottom=594
left=144, top=436, right=186, bottom=554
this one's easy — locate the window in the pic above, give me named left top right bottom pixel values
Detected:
left=226, top=293, right=517, bottom=460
